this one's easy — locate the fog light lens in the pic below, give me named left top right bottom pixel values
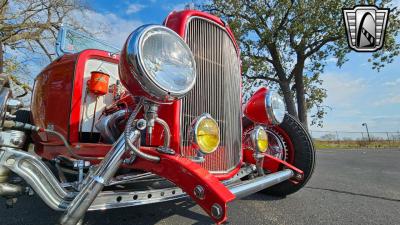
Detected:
left=191, top=113, right=220, bottom=154
left=251, top=126, right=268, bottom=153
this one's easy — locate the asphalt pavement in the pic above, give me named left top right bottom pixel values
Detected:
left=1, top=148, right=399, bottom=225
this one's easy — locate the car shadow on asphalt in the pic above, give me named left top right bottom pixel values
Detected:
left=84, top=194, right=289, bottom=225
left=1, top=197, right=212, bottom=225
left=84, top=199, right=214, bottom=225
left=1, top=192, right=286, bottom=225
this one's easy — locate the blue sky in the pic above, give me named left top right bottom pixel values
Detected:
left=47, top=1, right=400, bottom=133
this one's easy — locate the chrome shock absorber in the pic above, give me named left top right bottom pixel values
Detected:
left=59, top=99, right=145, bottom=225
left=59, top=132, right=140, bottom=225
left=59, top=98, right=163, bottom=225
left=59, top=97, right=173, bottom=225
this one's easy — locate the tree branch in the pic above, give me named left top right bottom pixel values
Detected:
left=273, top=1, right=293, bottom=38
left=244, top=74, right=280, bottom=83
left=305, top=35, right=341, bottom=57
left=35, top=40, right=53, bottom=62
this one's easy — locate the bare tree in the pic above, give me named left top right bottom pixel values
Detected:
left=0, top=0, right=88, bottom=76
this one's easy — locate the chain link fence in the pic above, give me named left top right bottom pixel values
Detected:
left=310, top=130, right=400, bottom=149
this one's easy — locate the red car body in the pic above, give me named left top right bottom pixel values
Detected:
left=32, top=10, right=247, bottom=179
left=0, top=9, right=314, bottom=225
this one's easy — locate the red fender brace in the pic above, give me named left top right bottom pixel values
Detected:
left=132, top=147, right=236, bottom=224
left=243, top=149, right=304, bottom=182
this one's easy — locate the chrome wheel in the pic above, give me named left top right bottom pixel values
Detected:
left=265, top=128, right=288, bottom=161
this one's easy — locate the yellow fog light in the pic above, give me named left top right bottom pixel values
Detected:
left=191, top=113, right=220, bottom=154
left=251, top=126, right=268, bottom=153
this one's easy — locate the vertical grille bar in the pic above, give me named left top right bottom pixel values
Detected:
left=181, top=18, right=242, bottom=173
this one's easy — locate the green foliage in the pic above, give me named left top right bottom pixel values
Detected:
left=369, top=0, right=400, bottom=71
left=203, top=0, right=400, bottom=127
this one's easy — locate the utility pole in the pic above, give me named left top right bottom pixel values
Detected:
left=386, top=132, right=390, bottom=143
left=362, top=123, right=371, bottom=142
left=336, top=131, right=340, bottom=144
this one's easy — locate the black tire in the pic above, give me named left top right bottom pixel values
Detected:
left=262, top=113, right=316, bottom=196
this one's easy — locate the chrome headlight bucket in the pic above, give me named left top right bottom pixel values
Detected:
left=122, top=25, right=196, bottom=102
left=190, top=113, right=221, bottom=155
left=265, top=91, right=286, bottom=125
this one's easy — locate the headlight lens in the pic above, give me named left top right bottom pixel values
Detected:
left=123, top=25, right=196, bottom=102
left=191, top=114, right=220, bottom=154
left=266, top=91, right=286, bottom=124
left=251, top=126, right=268, bottom=153
left=140, top=27, right=196, bottom=94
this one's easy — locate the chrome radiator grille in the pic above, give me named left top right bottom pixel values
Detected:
left=181, top=18, right=242, bottom=173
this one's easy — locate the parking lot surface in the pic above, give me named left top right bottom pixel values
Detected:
left=1, top=148, right=399, bottom=225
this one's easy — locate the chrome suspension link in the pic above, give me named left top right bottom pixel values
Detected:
left=60, top=98, right=161, bottom=225
left=59, top=130, right=140, bottom=225
left=155, top=117, right=171, bottom=147
left=59, top=99, right=147, bottom=225
left=125, top=99, right=160, bottom=162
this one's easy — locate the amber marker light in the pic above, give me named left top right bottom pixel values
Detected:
left=251, top=126, right=269, bottom=153
left=190, top=113, right=220, bottom=154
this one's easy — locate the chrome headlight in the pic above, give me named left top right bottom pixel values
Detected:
left=266, top=91, right=286, bottom=124
left=122, top=25, right=196, bottom=102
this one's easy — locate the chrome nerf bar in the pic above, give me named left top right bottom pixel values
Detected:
left=89, top=169, right=295, bottom=212
left=229, top=169, right=294, bottom=198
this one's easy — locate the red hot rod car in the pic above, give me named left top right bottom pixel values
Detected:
left=0, top=9, right=315, bottom=225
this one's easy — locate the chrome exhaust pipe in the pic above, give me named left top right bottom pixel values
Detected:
left=0, top=147, right=74, bottom=210
left=229, top=169, right=294, bottom=198
left=0, top=165, right=22, bottom=197
left=0, top=183, right=23, bottom=197
left=59, top=130, right=140, bottom=225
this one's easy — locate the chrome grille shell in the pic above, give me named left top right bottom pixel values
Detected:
left=180, top=17, right=242, bottom=173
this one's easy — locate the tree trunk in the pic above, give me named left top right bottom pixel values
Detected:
left=294, top=69, right=308, bottom=129
left=280, top=81, right=297, bottom=118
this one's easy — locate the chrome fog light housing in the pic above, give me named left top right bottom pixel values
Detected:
left=190, top=113, right=220, bottom=154
left=250, top=126, right=268, bottom=153
left=265, top=91, right=286, bottom=124
left=122, top=25, right=196, bottom=102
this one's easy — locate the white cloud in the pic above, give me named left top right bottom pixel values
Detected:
left=310, top=69, right=400, bottom=132
left=373, top=94, right=400, bottom=106
left=321, top=72, right=367, bottom=107
left=67, top=9, right=143, bottom=48
left=383, top=78, right=400, bottom=86
left=125, top=3, right=146, bottom=15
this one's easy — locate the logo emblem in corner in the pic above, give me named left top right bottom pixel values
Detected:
left=342, top=5, right=389, bottom=52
